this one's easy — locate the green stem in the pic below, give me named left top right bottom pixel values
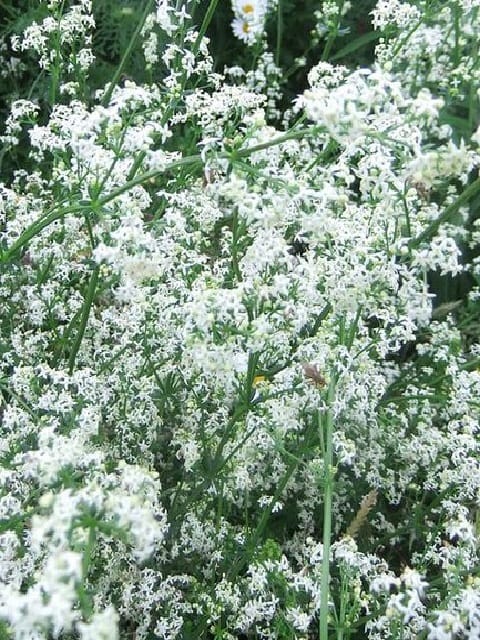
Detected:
left=0, top=1, right=17, bottom=18
left=235, top=126, right=315, bottom=158
left=231, top=210, right=243, bottom=283
left=275, top=0, right=283, bottom=67
left=391, top=14, right=424, bottom=58
left=101, top=0, right=155, bottom=107
left=99, top=154, right=203, bottom=206
left=468, top=43, right=479, bottom=132
left=239, top=459, right=298, bottom=567
left=68, top=266, right=99, bottom=374
left=321, top=0, right=345, bottom=61
left=191, top=455, right=301, bottom=638
left=338, top=572, right=346, bottom=640
left=453, top=5, right=460, bottom=67
left=49, top=0, right=66, bottom=107
left=409, top=176, right=480, bottom=249
left=192, top=0, right=220, bottom=56
left=78, top=525, right=97, bottom=618
left=2, top=202, right=90, bottom=262
left=319, top=378, right=336, bottom=640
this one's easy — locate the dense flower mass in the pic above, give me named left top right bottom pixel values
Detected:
left=0, top=0, right=479, bottom=639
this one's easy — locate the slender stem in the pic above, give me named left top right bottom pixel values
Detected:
left=318, top=408, right=325, bottom=456
left=230, top=210, right=243, bottom=283
left=78, top=524, right=97, bottom=618
left=391, top=14, right=424, bottom=59
left=68, top=266, right=99, bottom=374
left=468, top=41, right=479, bottom=132
left=101, top=0, right=155, bottom=107
left=0, top=0, right=17, bottom=18
left=320, top=378, right=336, bottom=640
left=191, top=455, right=301, bottom=638
left=126, top=0, right=216, bottom=182
left=321, top=0, right=345, bottom=61
left=338, top=567, right=347, bottom=640
left=192, top=0, right=220, bottom=56
left=275, top=0, right=283, bottom=67
left=239, top=458, right=298, bottom=568
left=49, top=0, right=66, bottom=107
left=235, top=126, right=315, bottom=158
left=409, top=176, right=480, bottom=249
left=453, top=5, right=460, bottom=67
left=2, top=202, right=90, bottom=261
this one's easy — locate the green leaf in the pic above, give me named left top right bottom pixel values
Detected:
left=331, top=30, right=381, bottom=61
left=439, top=112, right=472, bottom=138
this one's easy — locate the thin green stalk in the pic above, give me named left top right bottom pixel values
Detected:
left=237, top=459, right=298, bottom=568
left=318, top=408, right=325, bottom=456
left=2, top=202, right=90, bottom=262
left=170, top=412, right=249, bottom=534
left=78, top=524, right=97, bottom=618
left=99, top=154, right=203, bottom=206
left=235, top=125, right=315, bottom=158
left=81, top=524, right=97, bottom=578
left=68, top=266, right=99, bottom=374
left=409, top=176, right=480, bottom=249
left=101, top=0, right=155, bottom=107
left=391, top=14, right=425, bottom=59
left=453, top=5, right=460, bottom=67
left=49, top=0, right=66, bottom=107
left=51, top=307, right=83, bottom=368
left=321, top=0, right=345, bottom=62
left=275, top=0, right=283, bottom=67
left=0, top=383, right=36, bottom=418
left=338, top=584, right=346, bottom=640
left=468, top=44, right=479, bottom=132
left=230, top=210, right=243, bottom=283
left=191, top=454, right=303, bottom=638
left=192, top=0, right=220, bottom=56
left=36, top=254, right=55, bottom=286
left=192, top=406, right=320, bottom=640
left=319, top=378, right=337, bottom=640
left=0, top=0, right=17, bottom=18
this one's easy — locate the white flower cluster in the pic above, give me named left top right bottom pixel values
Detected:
left=373, top=0, right=480, bottom=98
left=11, top=0, right=94, bottom=72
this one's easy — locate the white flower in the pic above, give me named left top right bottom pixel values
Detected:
left=231, top=0, right=267, bottom=44
left=286, top=606, right=311, bottom=632
left=232, top=17, right=261, bottom=44
left=77, top=607, right=119, bottom=640
left=428, top=611, right=463, bottom=640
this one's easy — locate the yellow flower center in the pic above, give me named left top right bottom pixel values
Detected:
left=242, top=4, right=255, bottom=13
left=242, top=21, right=250, bottom=33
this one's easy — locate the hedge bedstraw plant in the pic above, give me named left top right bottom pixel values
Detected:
left=1, top=1, right=480, bottom=639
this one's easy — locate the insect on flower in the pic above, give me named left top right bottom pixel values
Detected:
left=302, top=363, right=326, bottom=388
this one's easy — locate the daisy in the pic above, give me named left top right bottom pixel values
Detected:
left=232, top=17, right=258, bottom=44
left=231, top=0, right=267, bottom=45
left=233, top=0, right=266, bottom=21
